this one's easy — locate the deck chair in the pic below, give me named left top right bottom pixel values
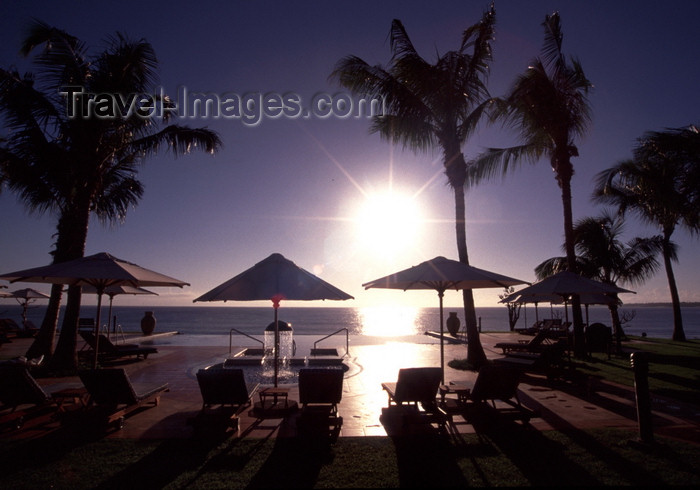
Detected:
left=381, top=367, right=447, bottom=429
left=494, top=339, right=569, bottom=380
left=20, top=320, right=40, bottom=337
left=0, top=365, right=84, bottom=430
left=80, top=331, right=157, bottom=360
left=0, top=365, right=54, bottom=430
left=297, top=368, right=344, bottom=435
left=79, top=368, right=169, bottom=429
left=78, top=317, right=96, bottom=331
left=494, top=329, right=551, bottom=354
left=0, top=318, right=22, bottom=339
left=514, top=319, right=543, bottom=335
left=195, top=367, right=258, bottom=425
left=461, top=364, right=533, bottom=423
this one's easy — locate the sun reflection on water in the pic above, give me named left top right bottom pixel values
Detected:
left=358, top=305, right=420, bottom=337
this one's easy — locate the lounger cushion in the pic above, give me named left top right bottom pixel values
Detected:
left=298, top=368, right=344, bottom=405
left=0, top=365, right=51, bottom=408
left=196, top=367, right=257, bottom=407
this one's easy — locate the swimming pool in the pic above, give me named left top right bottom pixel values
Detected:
left=199, top=357, right=358, bottom=386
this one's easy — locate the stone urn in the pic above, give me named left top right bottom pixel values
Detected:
left=140, top=311, right=156, bottom=336
left=446, top=312, right=460, bottom=337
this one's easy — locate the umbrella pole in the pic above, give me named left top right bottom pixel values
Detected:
left=107, top=295, right=114, bottom=340
left=21, top=300, right=28, bottom=324
left=438, top=290, right=445, bottom=383
left=93, top=292, right=104, bottom=369
left=273, top=300, right=280, bottom=388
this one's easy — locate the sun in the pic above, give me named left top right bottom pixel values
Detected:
left=354, top=190, right=423, bottom=261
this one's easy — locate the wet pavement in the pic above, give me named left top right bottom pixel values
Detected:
left=2, top=332, right=699, bottom=444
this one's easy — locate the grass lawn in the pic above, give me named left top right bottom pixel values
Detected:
left=0, top=426, right=698, bottom=488
left=573, top=336, right=700, bottom=405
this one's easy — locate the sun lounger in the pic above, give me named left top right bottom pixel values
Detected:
left=78, top=318, right=96, bottom=330
left=494, top=339, right=570, bottom=379
left=0, top=318, right=22, bottom=339
left=21, top=320, right=40, bottom=337
left=297, top=367, right=344, bottom=435
left=494, top=329, right=551, bottom=354
left=0, top=365, right=85, bottom=430
left=381, top=367, right=448, bottom=430
left=0, top=365, right=54, bottom=430
left=78, top=368, right=169, bottom=429
left=449, top=364, right=534, bottom=423
left=514, top=319, right=544, bottom=335
left=194, top=366, right=258, bottom=430
left=80, top=331, right=157, bottom=361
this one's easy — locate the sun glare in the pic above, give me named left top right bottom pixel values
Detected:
left=359, top=305, right=419, bottom=337
left=355, top=191, right=423, bottom=261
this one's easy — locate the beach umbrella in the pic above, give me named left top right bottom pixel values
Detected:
left=79, top=284, right=158, bottom=337
left=501, top=271, right=633, bottom=298
left=8, top=288, right=50, bottom=324
left=0, top=252, right=189, bottom=368
left=362, top=256, right=529, bottom=382
left=193, top=252, right=354, bottom=386
left=550, top=292, right=621, bottom=326
left=500, top=271, right=634, bottom=335
left=501, top=290, right=620, bottom=325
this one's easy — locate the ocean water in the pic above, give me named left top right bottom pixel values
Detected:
left=6, top=303, right=700, bottom=345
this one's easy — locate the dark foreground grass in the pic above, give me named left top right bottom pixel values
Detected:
left=0, top=425, right=698, bottom=488
left=451, top=337, right=700, bottom=405
left=575, top=337, right=700, bottom=405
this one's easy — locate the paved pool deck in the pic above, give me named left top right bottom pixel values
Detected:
left=2, top=332, right=698, bottom=444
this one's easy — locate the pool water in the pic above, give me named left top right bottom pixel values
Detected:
left=203, top=360, right=354, bottom=386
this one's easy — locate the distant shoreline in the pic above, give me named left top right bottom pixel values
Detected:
left=624, top=302, right=700, bottom=307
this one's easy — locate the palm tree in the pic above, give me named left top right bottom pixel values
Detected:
left=0, top=21, right=222, bottom=370
left=594, top=125, right=700, bottom=341
left=536, top=210, right=662, bottom=353
left=469, top=12, right=593, bottom=357
left=330, top=5, right=496, bottom=368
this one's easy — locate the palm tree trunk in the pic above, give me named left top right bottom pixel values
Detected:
left=662, top=234, right=686, bottom=341
left=559, top=170, right=586, bottom=358
left=608, top=304, right=624, bottom=355
left=51, top=284, right=82, bottom=370
left=25, top=283, right=62, bottom=360
left=24, top=209, right=85, bottom=361
left=451, top=167, right=487, bottom=368
left=46, top=202, right=90, bottom=371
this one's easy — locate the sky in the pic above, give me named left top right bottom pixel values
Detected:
left=0, top=0, right=698, bottom=310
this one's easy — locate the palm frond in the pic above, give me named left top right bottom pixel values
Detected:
left=20, top=19, right=89, bottom=90
left=460, top=3, right=496, bottom=81
left=540, top=12, right=565, bottom=73
left=389, top=19, right=419, bottom=62
left=467, top=144, right=543, bottom=186
left=132, top=125, right=222, bottom=157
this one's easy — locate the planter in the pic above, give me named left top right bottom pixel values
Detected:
left=140, top=311, right=156, bottom=336
left=446, top=312, right=460, bottom=337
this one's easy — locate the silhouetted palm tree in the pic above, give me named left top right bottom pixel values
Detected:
left=0, top=21, right=221, bottom=369
left=331, top=5, right=496, bottom=368
left=594, top=125, right=700, bottom=341
left=536, top=210, right=662, bottom=353
left=469, top=12, right=592, bottom=357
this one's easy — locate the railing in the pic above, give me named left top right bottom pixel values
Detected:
left=229, top=328, right=265, bottom=355
left=313, top=328, right=349, bottom=357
